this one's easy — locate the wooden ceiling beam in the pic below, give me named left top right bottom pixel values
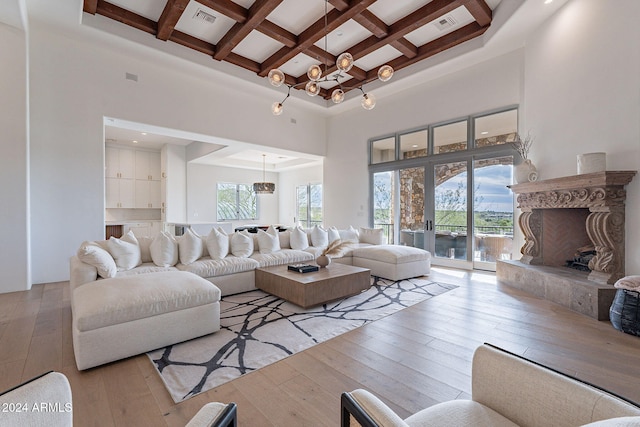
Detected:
left=328, top=0, right=349, bottom=12
left=391, top=38, right=418, bottom=58
left=96, top=1, right=156, bottom=34
left=214, top=0, right=283, bottom=61
left=259, top=0, right=377, bottom=76
left=195, top=0, right=247, bottom=23
left=465, top=0, right=492, bottom=27
left=170, top=30, right=216, bottom=56
left=353, top=9, right=388, bottom=38
left=157, top=0, right=189, bottom=41
left=84, top=0, right=98, bottom=14
left=257, top=20, right=297, bottom=48
left=225, top=52, right=262, bottom=73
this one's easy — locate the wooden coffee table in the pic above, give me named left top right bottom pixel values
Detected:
left=255, top=263, right=371, bottom=308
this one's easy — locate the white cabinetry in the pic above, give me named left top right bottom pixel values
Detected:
left=135, top=151, right=161, bottom=181
left=135, top=180, right=161, bottom=208
left=105, top=146, right=135, bottom=179
left=106, top=177, right=135, bottom=208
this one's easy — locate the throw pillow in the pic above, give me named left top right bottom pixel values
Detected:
left=207, top=227, right=229, bottom=260
left=338, top=226, right=359, bottom=241
left=311, top=225, right=329, bottom=247
left=230, top=231, right=253, bottom=257
left=328, top=226, right=340, bottom=244
left=290, top=226, right=309, bottom=250
left=149, top=231, right=179, bottom=267
left=278, top=229, right=291, bottom=249
left=137, top=236, right=154, bottom=263
left=257, top=226, right=281, bottom=254
left=77, top=241, right=117, bottom=279
left=359, top=227, right=385, bottom=245
left=178, top=228, right=203, bottom=265
left=106, top=230, right=141, bottom=271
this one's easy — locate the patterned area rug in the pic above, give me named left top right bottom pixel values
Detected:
left=147, top=276, right=457, bottom=402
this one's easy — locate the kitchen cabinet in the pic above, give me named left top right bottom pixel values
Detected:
left=105, top=146, right=135, bottom=179
left=106, top=177, right=134, bottom=208
left=135, top=151, right=162, bottom=181
left=135, top=180, right=161, bottom=209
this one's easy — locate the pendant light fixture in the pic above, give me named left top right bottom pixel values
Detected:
left=253, top=154, right=275, bottom=194
left=268, top=0, right=393, bottom=115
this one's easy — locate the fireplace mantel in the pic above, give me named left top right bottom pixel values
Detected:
left=508, top=171, right=636, bottom=284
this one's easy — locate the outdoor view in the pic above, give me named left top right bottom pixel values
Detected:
left=373, top=157, right=514, bottom=263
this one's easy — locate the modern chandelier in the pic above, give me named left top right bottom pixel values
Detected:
left=268, top=0, right=394, bottom=115
left=253, top=154, right=275, bottom=194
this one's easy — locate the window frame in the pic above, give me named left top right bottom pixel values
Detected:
left=296, top=183, right=323, bottom=228
left=216, top=182, right=259, bottom=221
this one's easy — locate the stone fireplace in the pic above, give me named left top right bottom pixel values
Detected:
left=497, top=171, right=636, bottom=320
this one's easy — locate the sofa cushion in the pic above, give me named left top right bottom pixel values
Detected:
left=278, top=229, right=291, bottom=249
left=404, top=400, right=518, bottom=427
left=353, top=245, right=429, bottom=264
left=150, top=231, right=179, bottom=267
left=177, top=256, right=259, bottom=277
left=106, top=230, right=142, bottom=271
left=338, top=226, right=359, bottom=241
left=137, top=236, right=154, bottom=263
left=359, top=227, right=385, bottom=245
left=251, top=249, right=314, bottom=267
left=178, top=228, right=203, bottom=265
left=257, top=226, right=281, bottom=254
left=77, top=241, right=117, bottom=279
left=328, top=226, right=340, bottom=243
left=230, top=232, right=253, bottom=257
left=207, top=227, right=229, bottom=260
left=581, top=417, right=640, bottom=426
left=290, top=226, right=309, bottom=250
left=116, top=263, right=178, bottom=277
left=311, top=225, right=329, bottom=247
left=72, top=271, right=220, bottom=332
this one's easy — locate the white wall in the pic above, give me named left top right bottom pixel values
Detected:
left=324, top=50, right=523, bottom=229
left=187, top=163, right=280, bottom=228
left=278, top=165, right=323, bottom=226
left=26, top=22, right=326, bottom=284
left=0, top=18, right=30, bottom=293
left=523, top=0, right=640, bottom=274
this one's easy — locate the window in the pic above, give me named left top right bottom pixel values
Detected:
left=217, top=183, right=258, bottom=221
left=296, top=184, right=322, bottom=227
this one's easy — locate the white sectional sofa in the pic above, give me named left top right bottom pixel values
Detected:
left=70, top=225, right=431, bottom=296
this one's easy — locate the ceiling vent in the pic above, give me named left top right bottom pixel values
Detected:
left=193, top=9, right=216, bottom=24
left=434, top=15, right=457, bottom=31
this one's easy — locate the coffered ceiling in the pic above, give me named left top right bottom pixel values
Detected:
left=83, top=0, right=501, bottom=102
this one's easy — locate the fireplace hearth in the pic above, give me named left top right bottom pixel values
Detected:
left=497, top=171, right=636, bottom=320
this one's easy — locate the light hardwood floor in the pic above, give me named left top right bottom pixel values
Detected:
left=1, top=267, right=639, bottom=426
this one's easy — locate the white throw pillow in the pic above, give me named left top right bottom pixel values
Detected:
left=106, top=230, right=141, bottom=271
left=230, top=231, right=253, bottom=257
left=207, top=227, right=229, bottom=260
left=290, top=226, right=309, bottom=250
left=137, top=236, right=154, bottom=263
left=77, top=241, right=117, bottom=278
left=149, top=231, right=179, bottom=267
left=338, top=226, right=359, bottom=241
left=257, top=226, right=281, bottom=254
left=359, top=227, right=385, bottom=245
left=311, top=225, right=329, bottom=247
left=178, top=228, right=203, bottom=265
left=278, top=229, right=291, bottom=249
left=327, top=226, right=340, bottom=243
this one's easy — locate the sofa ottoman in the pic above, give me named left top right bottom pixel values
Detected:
left=352, top=245, right=431, bottom=281
left=72, top=271, right=221, bottom=370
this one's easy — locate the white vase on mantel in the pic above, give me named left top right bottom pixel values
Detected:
left=515, top=159, right=538, bottom=184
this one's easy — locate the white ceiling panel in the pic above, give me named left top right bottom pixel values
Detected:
left=233, top=30, right=284, bottom=64
left=280, top=52, right=317, bottom=78
left=405, top=6, right=475, bottom=47
left=367, top=0, right=431, bottom=26
left=107, top=0, right=164, bottom=21
left=355, top=44, right=401, bottom=72
left=267, top=0, right=333, bottom=35
left=175, top=1, right=237, bottom=45
left=317, top=19, right=371, bottom=56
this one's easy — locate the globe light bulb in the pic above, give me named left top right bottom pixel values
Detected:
left=377, top=65, right=394, bottom=82
left=268, top=69, right=285, bottom=87
left=307, top=64, right=322, bottom=81
left=336, top=52, right=354, bottom=72
left=331, top=88, right=345, bottom=104
left=271, top=102, right=284, bottom=115
left=305, top=81, right=320, bottom=97
left=361, top=92, right=376, bottom=110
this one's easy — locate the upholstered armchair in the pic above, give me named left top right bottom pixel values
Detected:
left=0, top=371, right=237, bottom=427
left=341, top=344, right=640, bottom=427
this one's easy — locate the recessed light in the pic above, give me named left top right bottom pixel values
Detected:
left=412, top=144, right=418, bottom=148
left=141, top=132, right=147, bottom=135
left=132, top=140, right=138, bottom=144
left=544, top=0, right=553, bottom=4
left=481, top=131, right=489, bottom=135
